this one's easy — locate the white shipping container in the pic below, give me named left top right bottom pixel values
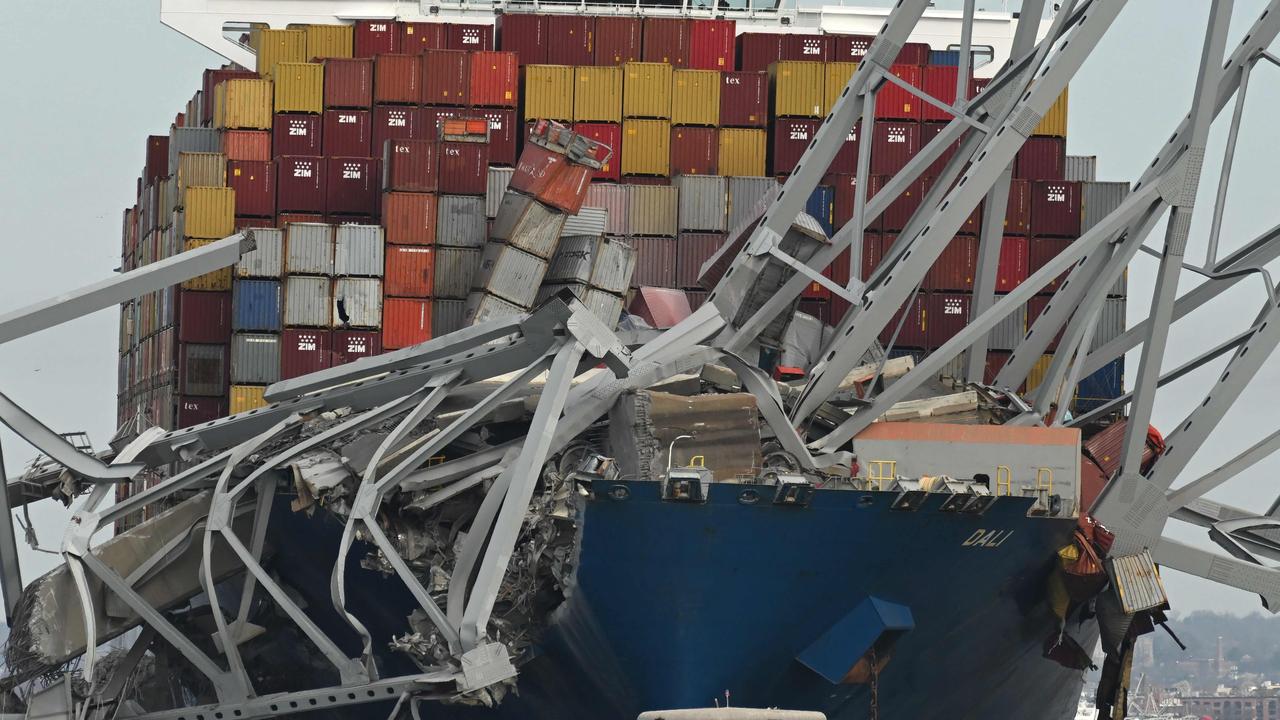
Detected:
left=562, top=207, right=609, bottom=238
left=333, top=278, right=383, bottom=329
left=674, top=175, right=728, bottom=232
left=437, top=195, right=487, bottom=248
left=286, top=223, right=335, bottom=275
left=626, top=186, right=679, bottom=237
left=237, top=228, right=284, bottom=278
left=1090, top=297, right=1126, bottom=353
left=464, top=291, right=526, bottom=326
left=989, top=305, right=1028, bottom=352
left=727, top=176, right=780, bottom=233
left=432, top=299, right=467, bottom=336
left=434, top=247, right=481, bottom=300
left=591, top=237, right=636, bottom=294
left=334, top=224, right=385, bottom=277
left=584, top=184, right=630, bottom=236
left=473, top=241, right=549, bottom=306
left=537, top=283, right=625, bottom=328
left=491, top=191, right=567, bottom=259
left=284, top=275, right=332, bottom=327
left=486, top=167, right=514, bottom=219
left=1064, top=155, right=1098, bottom=183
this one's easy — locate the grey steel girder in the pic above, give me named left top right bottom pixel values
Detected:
left=0, top=391, right=144, bottom=482
left=0, top=439, right=22, bottom=618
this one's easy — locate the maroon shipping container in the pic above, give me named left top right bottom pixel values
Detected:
left=1016, top=136, right=1066, bottom=181
left=1031, top=180, right=1080, bottom=237
left=228, top=160, right=276, bottom=217
left=325, top=157, right=380, bottom=216
left=797, top=299, right=830, bottom=325
left=922, top=175, right=981, bottom=235
left=825, top=173, right=881, bottom=233
left=354, top=20, right=400, bottom=58
left=1029, top=237, right=1074, bottom=294
left=671, top=126, right=718, bottom=176
left=375, top=54, right=422, bottom=105
left=919, top=65, right=962, bottom=123
left=272, top=113, right=322, bottom=156
left=925, top=235, right=977, bottom=291
left=236, top=216, right=276, bottom=230
left=675, top=232, right=726, bottom=288
left=422, top=50, right=470, bottom=106
left=877, top=178, right=925, bottom=233
left=997, top=235, right=1030, bottom=292
left=971, top=77, right=991, bottom=99
left=871, top=121, right=920, bottom=176
left=323, top=109, right=373, bottom=156
left=145, top=135, right=168, bottom=183
left=737, top=33, right=785, bottom=72
left=780, top=34, right=831, bottom=62
left=177, top=396, right=226, bottom=428
left=685, top=289, right=709, bottom=312
left=803, top=247, right=852, bottom=300
left=720, top=71, right=768, bottom=128
left=827, top=121, right=861, bottom=175
left=332, top=330, right=382, bottom=366
left=224, top=130, right=272, bottom=161
left=574, top=123, right=622, bottom=181
left=881, top=293, right=927, bottom=348
left=927, top=292, right=971, bottom=349
left=689, top=19, right=735, bottom=70
left=277, top=212, right=324, bottom=226
left=831, top=34, right=875, bottom=63
left=594, top=17, right=643, bottom=66
left=324, top=58, right=374, bottom=109
left=276, top=156, right=327, bottom=213
left=447, top=24, right=493, bottom=51
left=877, top=64, right=923, bottom=121
left=859, top=232, right=884, bottom=282
left=383, top=139, right=438, bottom=191
left=400, top=22, right=446, bottom=53
left=547, top=15, right=595, bottom=66
left=898, top=43, right=931, bottom=65
left=204, top=68, right=258, bottom=124
left=469, top=51, right=518, bottom=108
left=281, top=329, right=332, bottom=380
left=1026, top=295, right=1063, bottom=351
left=372, top=105, right=425, bottom=155
left=772, top=118, right=820, bottom=175
left=423, top=105, right=468, bottom=132
left=919, top=121, right=960, bottom=178
left=1006, top=178, right=1031, bottom=235
left=475, top=108, right=517, bottom=165
left=643, top=17, right=691, bottom=67
left=385, top=245, right=435, bottom=297
left=496, top=14, right=547, bottom=65
left=631, top=237, right=678, bottom=286
left=178, top=290, right=231, bottom=343
left=437, top=142, right=489, bottom=195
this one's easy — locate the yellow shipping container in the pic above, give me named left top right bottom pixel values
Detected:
left=771, top=61, right=825, bottom=118
left=253, top=28, right=307, bottom=78
left=1034, top=87, right=1069, bottom=138
left=303, top=23, right=353, bottom=60
left=623, top=62, right=673, bottom=119
left=175, top=152, right=226, bottom=194
left=215, top=79, right=273, bottom=130
left=622, top=119, right=671, bottom=176
left=183, top=187, right=236, bottom=239
left=524, top=65, right=575, bottom=122
left=718, top=129, right=767, bottom=176
left=274, top=62, right=324, bottom=114
left=181, top=238, right=233, bottom=291
left=823, top=62, right=858, bottom=115
left=670, top=69, right=721, bottom=126
left=230, top=385, right=269, bottom=414
left=574, top=66, right=623, bottom=123
left=1025, top=354, right=1056, bottom=394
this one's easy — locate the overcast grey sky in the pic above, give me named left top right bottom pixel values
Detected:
left=2, top=0, right=1280, bottom=619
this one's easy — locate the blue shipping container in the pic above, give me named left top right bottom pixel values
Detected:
left=928, top=50, right=961, bottom=67
left=805, top=185, right=834, bottom=238
left=1074, top=358, right=1124, bottom=414
left=233, top=279, right=282, bottom=332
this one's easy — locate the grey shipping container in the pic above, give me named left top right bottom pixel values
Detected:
left=486, top=167, right=514, bottom=219
left=286, top=223, right=335, bottom=275
left=168, top=127, right=220, bottom=172
left=1081, top=181, right=1130, bottom=296
left=627, top=186, right=679, bottom=237
left=675, top=175, right=728, bottom=232
left=179, top=343, right=226, bottom=397
left=989, top=304, right=1028, bottom=352
left=434, top=247, right=481, bottom=299
left=1090, top=297, right=1126, bottom=353
left=562, top=206, right=609, bottom=238
left=727, top=176, right=780, bottom=232
left=1064, top=155, right=1098, bottom=183
left=464, top=291, right=526, bottom=326
left=545, top=236, right=596, bottom=285
left=284, top=275, right=332, bottom=327
left=436, top=195, right=487, bottom=248
left=237, top=228, right=284, bottom=278
left=473, top=241, right=549, bottom=306
left=333, top=278, right=383, bottom=328
left=334, top=224, right=385, bottom=277
left=491, top=191, right=567, bottom=258
left=176, top=152, right=227, bottom=195
left=546, top=235, right=636, bottom=293
left=537, top=283, right=625, bottom=328
left=433, top=299, right=467, bottom=336
left=231, top=333, right=281, bottom=384
left=162, top=176, right=179, bottom=218
left=584, top=184, right=630, bottom=236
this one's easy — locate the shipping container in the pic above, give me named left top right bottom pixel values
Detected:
left=183, top=187, right=236, bottom=239
left=675, top=232, right=725, bottom=288
left=727, top=176, right=779, bottom=232
left=770, top=61, right=824, bottom=118
left=622, top=119, right=671, bottom=176
left=486, top=167, right=514, bottom=217
left=227, top=160, right=275, bottom=217
left=232, top=279, right=282, bottom=331
left=280, top=328, right=331, bottom=380
left=822, top=61, right=857, bottom=116
left=1090, top=297, right=1126, bottom=353
left=921, top=175, right=981, bottom=235
left=382, top=139, right=437, bottom=191
left=422, top=50, right=470, bottom=106
left=878, top=180, right=926, bottom=234
left=574, top=123, right=623, bottom=181
left=924, top=235, right=977, bottom=291
left=322, top=109, right=372, bottom=156
left=470, top=51, right=518, bottom=107
left=670, top=127, right=718, bottom=176
left=490, top=192, right=566, bottom=257
left=383, top=298, right=432, bottom=348
left=223, top=130, right=273, bottom=162
left=545, top=15, right=595, bottom=66
left=771, top=118, right=820, bottom=175
left=631, top=236, right=678, bottom=286
left=1035, top=88, right=1069, bottom=138
left=831, top=34, right=875, bottom=63
left=1075, top=358, right=1124, bottom=414
left=354, top=20, right=399, bottom=58
left=642, top=17, right=690, bottom=67
left=825, top=173, right=876, bottom=233
left=285, top=223, right=334, bottom=275
left=237, top=227, right=284, bottom=277
left=476, top=108, right=517, bottom=166
left=177, top=395, right=226, bottom=428
left=1065, top=155, right=1097, bottom=183
left=997, top=235, right=1029, bottom=292
left=372, top=105, right=425, bottom=155
left=381, top=192, right=438, bottom=246
left=675, top=175, right=728, bottom=232
left=879, top=294, right=926, bottom=348
left=1016, top=136, right=1066, bottom=181
left=573, top=66, right=623, bottom=123
left=871, top=121, right=920, bottom=176
left=563, top=206, right=609, bottom=238
left=176, top=152, right=226, bottom=194
left=203, top=69, right=259, bottom=125
left=436, top=195, right=487, bottom=247
left=215, top=79, right=273, bottom=130
left=719, top=71, right=768, bottom=128
left=305, top=23, right=353, bottom=60
left=1081, top=181, right=1129, bottom=296
left=627, top=185, right=679, bottom=237
left=689, top=18, right=735, bottom=70
left=333, top=278, right=383, bottom=327
left=230, top=385, right=268, bottom=414
left=1029, top=237, right=1074, bottom=294
left=181, top=241, right=227, bottom=291
left=671, top=69, right=720, bottom=126
left=169, top=127, right=221, bottom=172
left=253, top=28, right=307, bottom=78
left=473, top=243, right=548, bottom=305
left=465, top=291, right=525, bottom=324
left=144, top=134, right=169, bottom=183
left=718, top=130, right=767, bottom=177
left=918, top=65, right=963, bottom=123
left=781, top=34, right=831, bottom=62
left=177, top=290, right=232, bottom=343
left=805, top=185, right=834, bottom=237
left=432, top=247, right=479, bottom=299
left=988, top=305, right=1028, bottom=353
left=622, top=62, right=673, bottom=119
left=231, top=332, right=281, bottom=384
left=1025, top=296, right=1064, bottom=352
left=422, top=301, right=459, bottom=340
left=524, top=65, right=575, bottom=121
left=496, top=14, right=547, bottom=65
left=384, top=245, right=435, bottom=297
left=1005, top=178, right=1031, bottom=236
left=179, top=343, right=228, bottom=397
left=437, top=142, right=489, bottom=195
left=276, top=156, right=327, bottom=212
left=323, top=58, right=374, bottom=108
left=278, top=212, right=325, bottom=226
left=875, top=64, right=923, bottom=121
left=594, top=16, right=642, bottom=66
left=584, top=184, right=629, bottom=235
left=737, top=33, right=785, bottom=72
left=284, top=275, right=332, bottom=326
left=1030, top=180, right=1080, bottom=237
left=274, top=62, right=324, bottom=114
left=447, top=24, right=493, bottom=52
left=334, top=224, right=384, bottom=276
left=325, top=156, right=380, bottom=216
left=332, top=329, right=382, bottom=365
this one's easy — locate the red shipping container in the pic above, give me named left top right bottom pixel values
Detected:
left=573, top=123, right=622, bottom=182
left=898, top=43, right=931, bottom=65
left=919, top=121, right=960, bottom=178
left=383, top=298, right=433, bottom=349
left=276, top=156, right=327, bottom=213
left=780, top=34, right=831, bottom=62
left=1006, top=178, right=1031, bottom=235
left=676, top=232, right=726, bottom=288
left=325, top=157, right=380, bottom=216
left=720, top=71, right=768, bottom=128
left=827, top=121, right=862, bottom=175
left=1029, top=237, right=1074, bottom=294
left=772, top=118, right=820, bottom=175
left=831, top=34, right=875, bottom=63
left=383, top=192, right=438, bottom=245
left=383, top=139, right=438, bottom=191
left=922, top=175, right=981, bottom=235
left=354, top=20, right=400, bottom=58
left=859, top=232, right=884, bottom=281
left=689, top=19, right=735, bottom=70
left=997, top=235, right=1030, bottom=292
left=825, top=173, right=882, bottom=233
left=332, top=330, right=382, bottom=365
left=204, top=68, right=258, bottom=124
left=384, top=245, right=436, bottom=297
left=373, top=105, right=426, bottom=156
left=671, top=127, right=718, bottom=176
left=178, top=290, right=231, bottom=343
left=927, top=292, right=971, bottom=349
left=277, top=212, right=325, bottom=226
left=547, top=15, right=595, bottom=66
left=323, top=109, right=373, bottom=156
left=447, top=24, right=493, bottom=51
left=272, top=114, right=322, bottom=157
left=737, top=33, right=785, bottom=72
left=1031, top=180, right=1080, bottom=237
left=324, top=58, right=374, bottom=109
left=925, top=235, right=977, bottom=291
left=177, top=396, right=226, bottom=428
left=400, top=22, right=445, bottom=53
left=643, top=17, right=691, bottom=67
left=984, top=351, right=1012, bottom=387
left=438, top=142, right=489, bottom=195
left=877, top=177, right=925, bottom=233
left=496, top=14, right=548, bottom=65
left=871, top=121, right=920, bottom=176
left=281, top=329, right=332, bottom=380
left=469, top=51, right=518, bottom=108
left=1026, top=295, right=1063, bottom=352
left=919, top=65, right=963, bottom=123
left=375, top=54, right=422, bottom=105
left=422, top=50, right=470, bottom=106
left=145, top=135, right=169, bottom=183
left=594, top=17, right=642, bottom=66
left=223, top=130, right=272, bottom=161
left=227, top=160, right=276, bottom=217
left=1016, top=136, right=1066, bottom=181
left=475, top=108, right=517, bottom=165
left=877, top=64, right=923, bottom=121
left=880, top=293, right=927, bottom=348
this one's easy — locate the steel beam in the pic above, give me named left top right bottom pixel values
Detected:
left=0, top=438, right=22, bottom=619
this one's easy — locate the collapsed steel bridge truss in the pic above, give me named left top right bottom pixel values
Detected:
left=8, top=0, right=1280, bottom=716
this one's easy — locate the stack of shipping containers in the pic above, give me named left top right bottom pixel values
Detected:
left=117, top=15, right=1125, bottom=438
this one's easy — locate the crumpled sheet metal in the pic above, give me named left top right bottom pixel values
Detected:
left=608, top=391, right=762, bottom=482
